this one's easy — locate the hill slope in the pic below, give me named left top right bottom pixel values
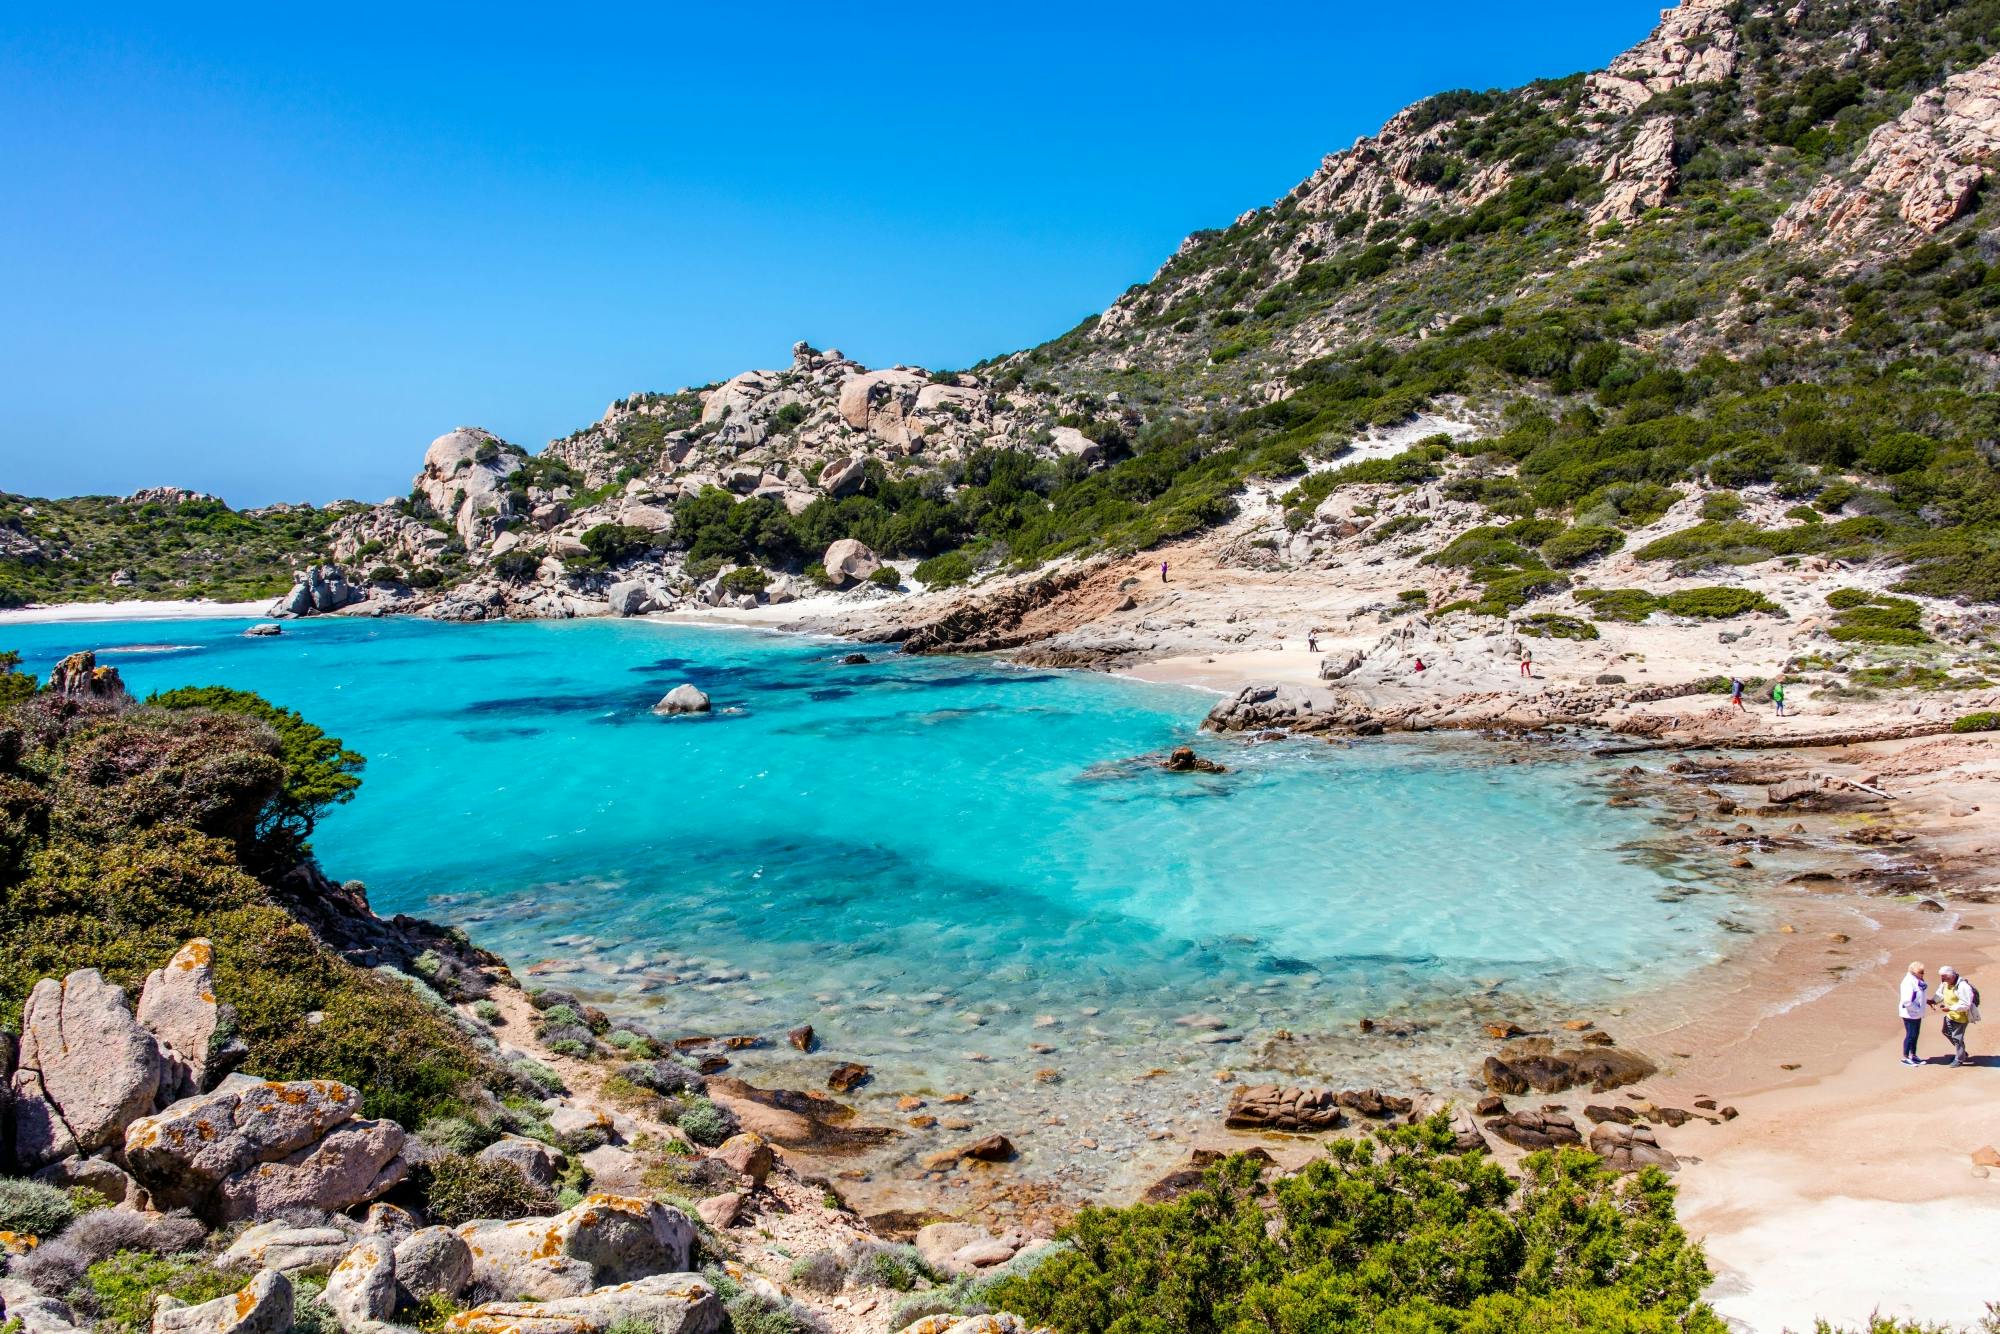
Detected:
left=7, top=0, right=2000, bottom=636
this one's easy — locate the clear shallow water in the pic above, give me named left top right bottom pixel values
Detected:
left=6, top=616, right=1742, bottom=1194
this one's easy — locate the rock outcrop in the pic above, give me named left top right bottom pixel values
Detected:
left=124, top=1074, right=408, bottom=1222
left=151, top=1268, right=292, bottom=1334
left=415, top=428, right=524, bottom=549
left=273, top=565, right=362, bottom=617
left=455, top=1195, right=696, bottom=1301
left=138, top=939, right=238, bottom=1101
left=443, top=1273, right=722, bottom=1334
left=44, top=651, right=126, bottom=702
left=821, top=538, right=882, bottom=589
left=654, top=684, right=711, bottom=715
left=1774, top=53, right=2000, bottom=251
left=10, top=970, right=163, bottom=1170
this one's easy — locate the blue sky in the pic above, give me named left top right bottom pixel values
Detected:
left=2, top=2, right=1666, bottom=506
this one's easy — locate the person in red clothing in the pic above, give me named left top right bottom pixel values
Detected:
left=1519, top=649, right=1533, bottom=678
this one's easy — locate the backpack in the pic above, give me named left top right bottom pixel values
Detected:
left=1968, top=979, right=1981, bottom=1023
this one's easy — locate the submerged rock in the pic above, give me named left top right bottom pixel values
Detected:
left=1224, top=1084, right=1343, bottom=1132
left=1162, top=747, right=1227, bottom=774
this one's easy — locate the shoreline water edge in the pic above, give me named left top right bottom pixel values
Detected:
left=5, top=598, right=2000, bottom=1331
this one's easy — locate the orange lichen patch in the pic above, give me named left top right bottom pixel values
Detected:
left=0, top=1230, right=41, bottom=1254
left=531, top=1226, right=564, bottom=1260
left=234, top=1286, right=258, bottom=1319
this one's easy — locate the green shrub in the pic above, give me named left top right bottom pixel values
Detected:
left=580, top=523, right=651, bottom=566
left=84, top=1251, right=246, bottom=1334
left=787, top=1250, right=847, bottom=1294
left=472, top=999, right=502, bottom=1024
left=416, top=1116, right=490, bottom=1155
left=0, top=1177, right=76, bottom=1236
left=986, top=1119, right=1723, bottom=1334
left=803, top=562, right=834, bottom=589
left=509, top=1058, right=565, bottom=1096
left=720, top=567, right=771, bottom=596
left=867, top=565, right=902, bottom=588
left=1828, top=595, right=1930, bottom=645
left=1516, top=614, right=1600, bottom=641
left=1952, top=712, right=2000, bottom=733
left=1658, top=587, right=1780, bottom=618
left=847, top=1243, right=935, bottom=1291
left=416, top=1154, right=556, bottom=1227
left=1575, top=588, right=1660, bottom=623
left=674, top=1096, right=733, bottom=1146
left=914, top=551, right=975, bottom=588
left=545, top=1037, right=591, bottom=1058
left=1540, top=525, right=1624, bottom=568
left=1825, top=588, right=1872, bottom=610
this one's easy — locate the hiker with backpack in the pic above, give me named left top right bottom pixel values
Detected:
left=1930, top=965, right=1980, bottom=1067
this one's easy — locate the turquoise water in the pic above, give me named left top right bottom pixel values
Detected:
left=5, top=615, right=1737, bottom=1191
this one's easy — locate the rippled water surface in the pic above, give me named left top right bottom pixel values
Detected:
left=8, top=615, right=1742, bottom=1195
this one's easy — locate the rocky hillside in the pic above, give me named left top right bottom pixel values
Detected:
left=11, top=0, right=2000, bottom=646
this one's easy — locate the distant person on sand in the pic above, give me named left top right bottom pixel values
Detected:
left=1519, top=648, right=1533, bottom=678
left=1308, top=630, right=1319, bottom=654
left=1413, top=657, right=1427, bottom=674
left=1161, top=560, right=1169, bottom=584
left=1931, top=966, right=1977, bottom=1067
left=1771, top=679, right=1787, bottom=717
left=1730, top=677, right=1746, bottom=711
left=1899, top=961, right=1928, bottom=1065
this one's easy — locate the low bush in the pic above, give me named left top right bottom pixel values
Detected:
left=867, top=565, right=902, bottom=589
left=986, top=1119, right=1722, bottom=1333
left=1516, top=613, right=1600, bottom=640
left=82, top=1251, right=246, bottom=1334
left=1658, top=586, right=1780, bottom=618
left=1575, top=587, right=1659, bottom=622
left=1825, top=587, right=1872, bottom=609
left=0, top=1177, right=77, bottom=1237
left=1540, top=524, right=1624, bottom=568
left=617, top=1058, right=702, bottom=1097
left=509, top=1058, right=566, bottom=1097
left=720, top=567, right=771, bottom=596
left=416, top=1154, right=556, bottom=1227
left=914, top=550, right=976, bottom=587
left=847, top=1243, right=935, bottom=1291
left=673, top=1095, right=735, bottom=1147
left=1828, top=594, right=1930, bottom=646
left=786, top=1250, right=847, bottom=1294
left=1952, top=712, right=2000, bottom=734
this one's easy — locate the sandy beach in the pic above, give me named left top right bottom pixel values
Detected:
left=0, top=597, right=273, bottom=625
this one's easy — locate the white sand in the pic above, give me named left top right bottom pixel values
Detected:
left=0, top=598, right=274, bottom=625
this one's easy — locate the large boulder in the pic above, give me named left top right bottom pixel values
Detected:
left=220, top=1220, right=360, bottom=1275
left=455, top=1195, right=697, bottom=1301
left=151, top=1269, right=291, bottom=1334
left=837, top=369, right=928, bottom=448
left=818, top=455, right=868, bottom=497
left=124, top=1075, right=407, bottom=1222
left=821, top=539, right=882, bottom=589
left=214, top=1119, right=408, bottom=1222
left=44, top=651, right=127, bottom=702
left=607, top=581, right=654, bottom=617
left=1223, top=1084, right=1343, bottom=1132
left=415, top=428, right=523, bottom=548
left=137, top=939, right=236, bottom=1101
left=476, top=1135, right=566, bottom=1191
left=393, top=1227, right=474, bottom=1306
left=653, top=685, right=711, bottom=716
left=443, top=1273, right=722, bottom=1334
left=322, top=1236, right=398, bottom=1327
left=10, top=970, right=163, bottom=1170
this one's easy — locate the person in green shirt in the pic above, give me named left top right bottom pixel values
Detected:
left=1771, top=679, right=1787, bottom=717
left=1931, top=966, right=1976, bottom=1067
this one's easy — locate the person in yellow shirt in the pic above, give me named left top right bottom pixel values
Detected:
left=1930, top=966, right=1976, bottom=1067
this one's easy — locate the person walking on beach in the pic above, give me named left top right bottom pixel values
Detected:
left=1771, top=679, right=1787, bottom=717
left=1520, top=648, right=1533, bottom=678
left=1308, top=630, right=1319, bottom=654
left=1932, top=966, right=1977, bottom=1067
left=1899, top=962, right=1928, bottom=1065
left=1160, top=559, right=1169, bottom=584
left=1730, top=677, right=1746, bottom=711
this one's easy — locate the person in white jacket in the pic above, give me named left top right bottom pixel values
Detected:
left=1899, top=962, right=1928, bottom=1065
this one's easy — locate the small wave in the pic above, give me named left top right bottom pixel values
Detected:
left=98, top=643, right=201, bottom=655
